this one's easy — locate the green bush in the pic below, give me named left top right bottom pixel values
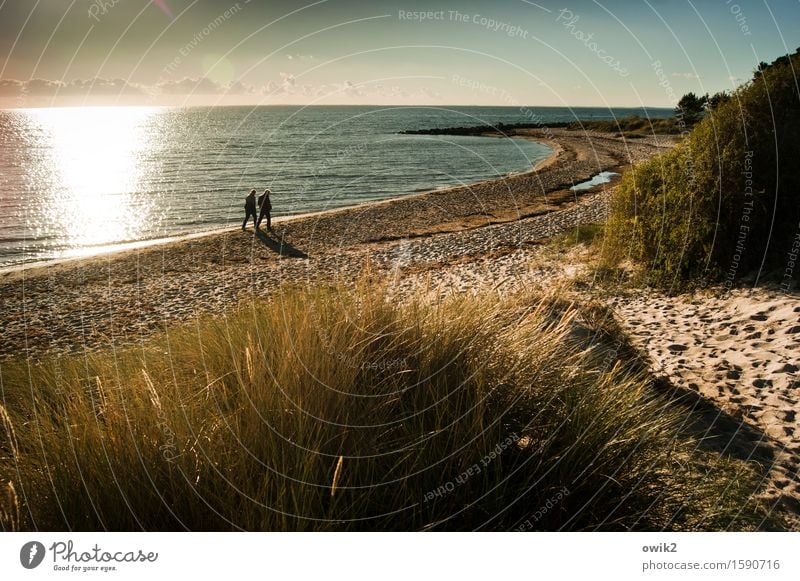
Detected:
left=605, top=49, right=800, bottom=289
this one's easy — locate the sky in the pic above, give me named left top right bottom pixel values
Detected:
left=0, top=0, right=798, bottom=108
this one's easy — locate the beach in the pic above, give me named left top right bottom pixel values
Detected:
left=2, top=127, right=798, bottom=528
left=0, top=128, right=669, bottom=356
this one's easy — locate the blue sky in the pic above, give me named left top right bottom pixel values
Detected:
left=0, top=0, right=798, bottom=107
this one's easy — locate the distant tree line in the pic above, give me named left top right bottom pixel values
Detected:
left=675, top=47, right=800, bottom=127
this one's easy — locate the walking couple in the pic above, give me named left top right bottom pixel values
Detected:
left=243, top=188, right=272, bottom=231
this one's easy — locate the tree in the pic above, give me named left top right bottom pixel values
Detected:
left=675, top=92, right=707, bottom=125
left=706, top=91, right=730, bottom=111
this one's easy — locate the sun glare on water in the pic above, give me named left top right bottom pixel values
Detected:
left=24, top=106, right=160, bottom=253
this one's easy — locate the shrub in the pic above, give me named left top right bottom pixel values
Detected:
left=605, top=49, right=800, bottom=290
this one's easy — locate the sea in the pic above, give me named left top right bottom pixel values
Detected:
left=0, top=105, right=672, bottom=268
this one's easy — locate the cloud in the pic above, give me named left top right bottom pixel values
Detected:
left=279, top=72, right=296, bottom=88
left=63, top=78, right=146, bottom=96
left=24, top=78, right=66, bottom=96
left=155, top=77, right=257, bottom=96
left=0, top=75, right=444, bottom=105
left=157, top=76, right=224, bottom=94
left=0, top=79, right=24, bottom=96
left=0, top=77, right=146, bottom=97
left=670, top=72, right=701, bottom=80
left=262, top=80, right=284, bottom=95
left=225, top=80, right=255, bottom=94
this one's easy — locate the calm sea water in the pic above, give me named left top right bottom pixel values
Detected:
left=0, top=105, right=672, bottom=268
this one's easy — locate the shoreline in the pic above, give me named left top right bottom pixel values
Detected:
left=2, top=128, right=798, bottom=527
left=0, top=133, right=561, bottom=278
left=0, top=128, right=673, bottom=350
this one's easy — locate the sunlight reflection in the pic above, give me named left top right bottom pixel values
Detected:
left=25, top=107, right=158, bottom=249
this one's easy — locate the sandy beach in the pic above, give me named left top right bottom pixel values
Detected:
left=1, top=127, right=798, bottom=528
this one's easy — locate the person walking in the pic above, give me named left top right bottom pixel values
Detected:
left=256, top=188, right=272, bottom=231
left=242, top=189, right=257, bottom=230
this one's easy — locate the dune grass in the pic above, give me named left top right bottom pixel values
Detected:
left=0, top=282, right=774, bottom=531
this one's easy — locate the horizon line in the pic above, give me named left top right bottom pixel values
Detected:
left=0, top=102, right=676, bottom=110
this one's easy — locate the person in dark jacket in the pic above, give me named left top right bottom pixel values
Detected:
left=242, top=189, right=257, bottom=230
left=256, top=188, right=272, bottom=230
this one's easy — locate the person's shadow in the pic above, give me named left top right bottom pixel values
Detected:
left=255, top=229, right=308, bottom=258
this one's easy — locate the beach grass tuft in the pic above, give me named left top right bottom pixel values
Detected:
left=0, top=281, right=775, bottom=531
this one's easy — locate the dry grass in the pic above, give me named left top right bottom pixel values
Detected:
left=0, top=281, right=775, bottom=531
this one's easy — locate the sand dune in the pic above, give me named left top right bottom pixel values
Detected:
left=610, top=288, right=800, bottom=521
